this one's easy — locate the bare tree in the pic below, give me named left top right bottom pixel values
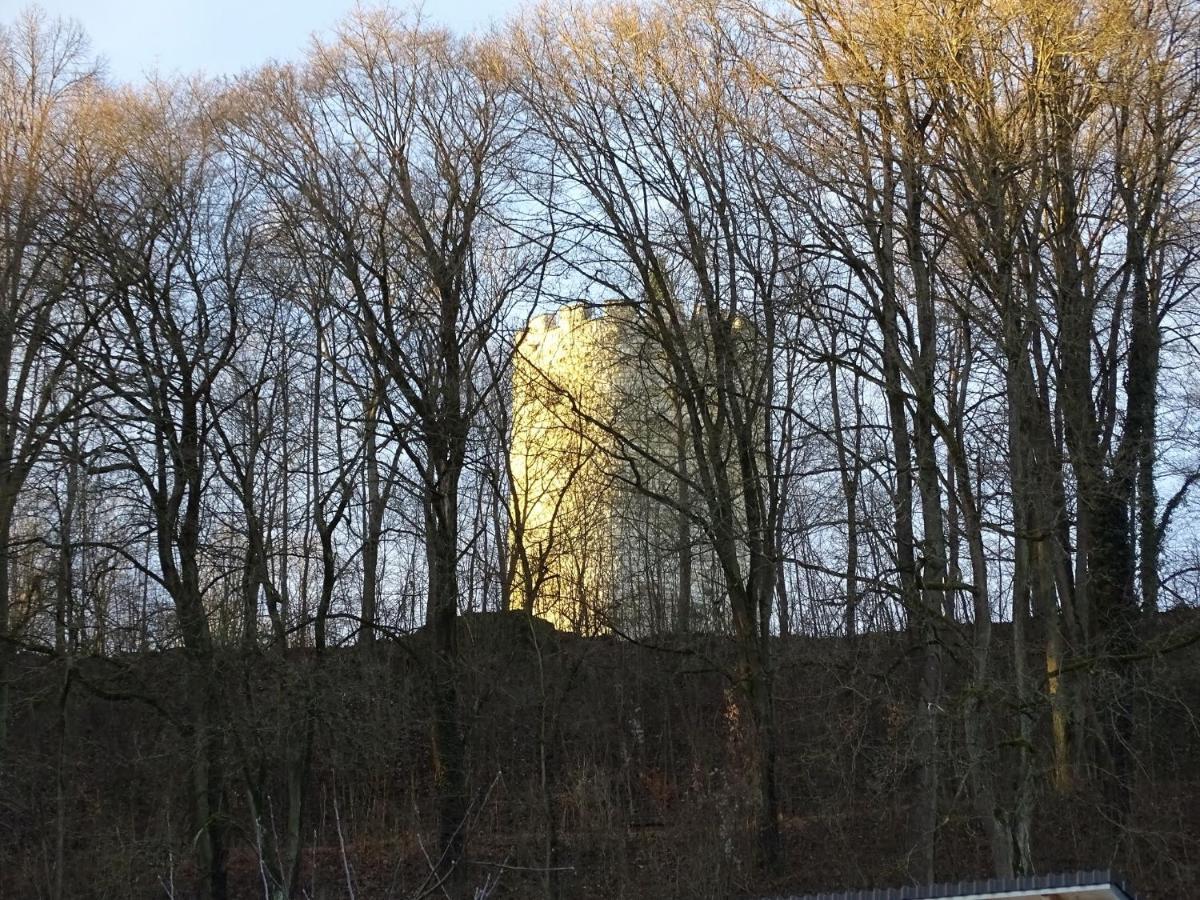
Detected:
left=76, top=80, right=257, bottom=900
left=508, top=0, right=815, bottom=866
left=0, top=9, right=99, bottom=755
left=228, top=12, right=528, bottom=884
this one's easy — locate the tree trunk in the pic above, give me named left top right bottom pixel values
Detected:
left=949, top=421, right=1012, bottom=877
left=361, top=389, right=383, bottom=644
left=187, top=657, right=228, bottom=900
left=827, top=360, right=860, bottom=636
left=426, top=456, right=467, bottom=886
left=0, top=502, right=12, bottom=759
left=675, top=392, right=692, bottom=634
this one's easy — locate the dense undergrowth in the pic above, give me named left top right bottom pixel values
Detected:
left=3, top=611, right=1198, bottom=898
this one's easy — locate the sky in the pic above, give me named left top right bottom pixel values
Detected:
left=20, top=0, right=526, bottom=83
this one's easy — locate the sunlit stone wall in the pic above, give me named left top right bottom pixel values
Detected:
left=510, top=304, right=621, bottom=632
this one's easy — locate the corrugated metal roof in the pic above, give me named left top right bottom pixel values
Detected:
left=773, top=869, right=1135, bottom=900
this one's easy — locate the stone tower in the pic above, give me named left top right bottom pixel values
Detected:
left=509, top=303, right=744, bottom=634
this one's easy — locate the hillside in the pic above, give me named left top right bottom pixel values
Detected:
left=3, top=612, right=1198, bottom=898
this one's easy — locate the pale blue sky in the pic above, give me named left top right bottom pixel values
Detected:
left=20, top=0, right=526, bottom=83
